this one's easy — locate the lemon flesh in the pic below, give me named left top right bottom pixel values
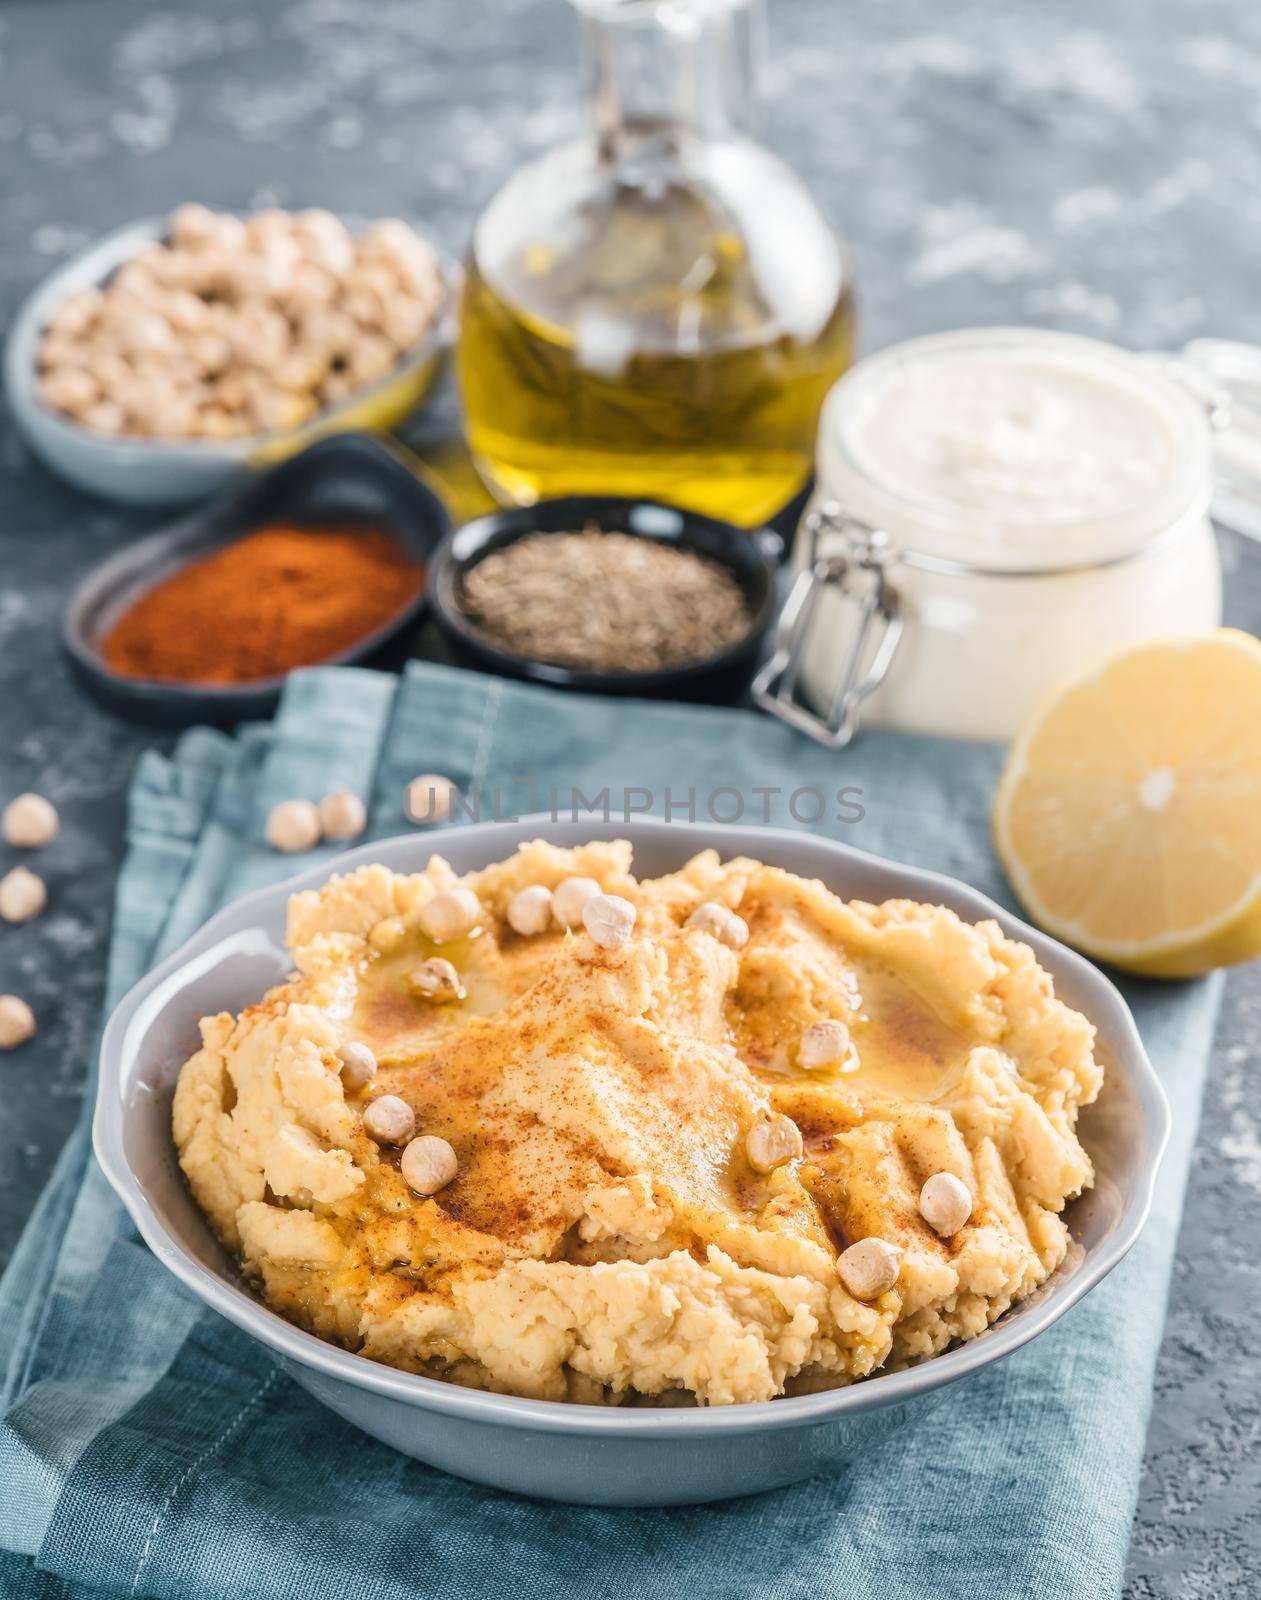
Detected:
left=993, top=629, right=1261, bottom=979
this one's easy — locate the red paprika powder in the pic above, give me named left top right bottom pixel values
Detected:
left=100, top=523, right=424, bottom=685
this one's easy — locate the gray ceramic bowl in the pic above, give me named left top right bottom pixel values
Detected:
left=6, top=215, right=455, bottom=505
left=93, top=818, right=1169, bottom=1505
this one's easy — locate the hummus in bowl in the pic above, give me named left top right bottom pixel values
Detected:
left=171, top=837, right=1101, bottom=1409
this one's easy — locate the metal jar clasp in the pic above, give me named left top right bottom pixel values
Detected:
left=1173, top=339, right=1261, bottom=544
left=752, top=502, right=903, bottom=748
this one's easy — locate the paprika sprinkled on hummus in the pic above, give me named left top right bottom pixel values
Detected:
left=172, top=839, right=1102, bottom=1407
left=100, top=523, right=423, bottom=685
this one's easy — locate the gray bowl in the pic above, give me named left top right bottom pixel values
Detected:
left=92, top=818, right=1169, bottom=1505
left=6, top=214, right=456, bottom=505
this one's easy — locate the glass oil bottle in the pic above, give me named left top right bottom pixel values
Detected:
left=456, top=0, right=855, bottom=526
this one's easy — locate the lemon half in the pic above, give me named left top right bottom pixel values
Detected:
left=993, top=629, right=1261, bottom=979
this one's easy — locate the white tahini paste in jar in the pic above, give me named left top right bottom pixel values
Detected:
left=801, top=328, right=1222, bottom=738
left=842, top=345, right=1183, bottom=534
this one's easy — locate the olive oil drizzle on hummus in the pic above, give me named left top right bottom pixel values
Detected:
left=172, top=841, right=1100, bottom=1407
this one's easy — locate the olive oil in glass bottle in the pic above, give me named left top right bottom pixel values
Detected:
left=457, top=0, right=855, bottom=525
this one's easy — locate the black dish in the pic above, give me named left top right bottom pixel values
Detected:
left=63, top=432, right=451, bottom=727
left=429, top=496, right=783, bottom=702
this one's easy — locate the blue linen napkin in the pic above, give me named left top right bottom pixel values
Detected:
left=0, top=661, right=1223, bottom=1600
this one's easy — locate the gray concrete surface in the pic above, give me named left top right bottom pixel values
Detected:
left=0, top=1, right=1258, bottom=1593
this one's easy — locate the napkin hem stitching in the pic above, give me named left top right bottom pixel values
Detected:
left=127, top=1367, right=280, bottom=1598
left=469, top=676, right=505, bottom=795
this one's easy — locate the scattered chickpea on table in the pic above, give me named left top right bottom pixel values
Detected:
left=0, top=867, right=47, bottom=925
left=3, top=793, right=59, bottom=849
left=0, top=996, right=36, bottom=1051
left=266, top=790, right=369, bottom=853
left=0, top=792, right=59, bottom=1049
left=405, top=774, right=457, bottom=826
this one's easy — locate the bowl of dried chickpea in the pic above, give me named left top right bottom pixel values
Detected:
left=5, top=204, right=456, bottom=505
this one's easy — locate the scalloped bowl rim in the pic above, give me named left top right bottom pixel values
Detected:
left=93, top=816, right=1170, bottom=1438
